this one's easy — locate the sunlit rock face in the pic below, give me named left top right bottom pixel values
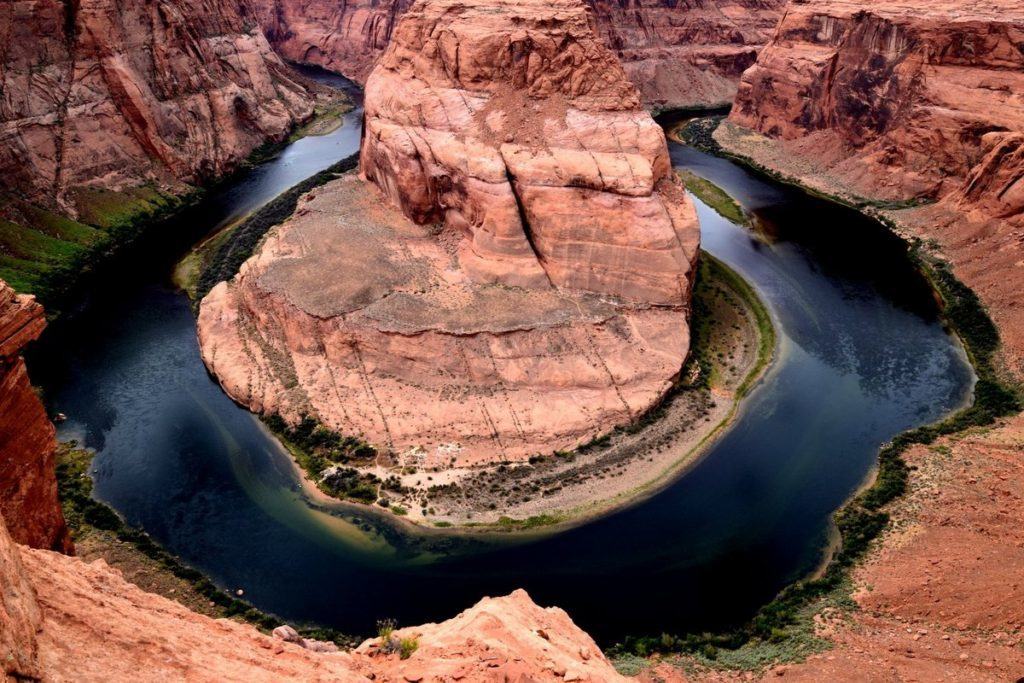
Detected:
left=0, top=281, right=71, bottom=554
left=253, top=0, right=784, bottom=109
left=198, top=0, right=699, bottom=467
left=0, top=0, right=315, bottom=215
left=722, top=0, right=1024, bottom=375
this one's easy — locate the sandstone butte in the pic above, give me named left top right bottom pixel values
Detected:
left=198, top=0, right=701, bottom=468
left=719, top=0, right=1024, bottom=378
left=253, top=0, right=785, bottom=110
left=0, top=0, right=316, bottom=218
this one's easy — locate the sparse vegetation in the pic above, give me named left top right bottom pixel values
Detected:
left=399, top=637, right=419, bottom=659
left=263, top=413, right=382, bottom=504
left=376, top=619, right=418, bottom=659
left=677, top=170, right=750, bottom=226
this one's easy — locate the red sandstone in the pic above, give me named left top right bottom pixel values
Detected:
left=0, top=0, right=316, bottom=217
left=0, top=281, right=71, bottom=553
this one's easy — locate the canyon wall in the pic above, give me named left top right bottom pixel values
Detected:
left=719, top=0, right=1024, bottom=375
left=254, top=0, right=784, bottom=109
left=0, top=0, right=316, bottom=217
left=0, top=281, right=71, bottom=553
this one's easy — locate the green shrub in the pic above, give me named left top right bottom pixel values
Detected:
left=399, top=637, right=419, bottom=660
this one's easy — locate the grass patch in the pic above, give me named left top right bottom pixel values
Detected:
left=692, top=253, right=775, bottom=399
left=494, top=514, right=564, bottom=531
left=678, top=170, right=750, bottom=227
left=288, top=97, right=353, bottom=143
left=0, top=185, right=195, bottom=309
left=55, top=441, right=359, bottom=646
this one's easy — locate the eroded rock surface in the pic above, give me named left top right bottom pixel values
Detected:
left=0, top=509, right=624, bottom=681
left=589, top=0, right=785, bottom=109
left=0, top=280, right=71, bottom=553
left=254, top=0, right=783, bottom=109
left=721, top=0, right=1024, bottom=376
left=199, top=0, right=699, bottom=468
left=0, top=0, right=316, bottom=215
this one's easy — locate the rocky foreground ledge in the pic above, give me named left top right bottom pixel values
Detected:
left=198, top=0, right=700, bottom=470
left=0, top=512, right=625, bottom=682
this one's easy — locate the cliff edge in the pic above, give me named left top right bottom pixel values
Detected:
left=0, top=281, right=71, bottom=553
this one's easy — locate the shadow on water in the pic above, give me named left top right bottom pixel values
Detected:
left=27, top=104, right=974, bottom=644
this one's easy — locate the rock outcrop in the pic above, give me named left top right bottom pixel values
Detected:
left=0, top=0, right=316, bottom=216
left=1, top=507, right=624, bottom=681
left=720, top=0, right=1024, bottom=375
left=0, top=281, right=71, bottom=553
left=198, top=0, right=699, bottom=468
left=254, top=0, right=784, bottom=109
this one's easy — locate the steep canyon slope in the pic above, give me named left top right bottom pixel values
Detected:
left=0, top=281, right=71, bottom=553
left=254, top=0, right=784, bottom=109
left=718, top=0, right=1024, bottom=375
left=0, top=0, right=318, bottom=294
left=198, top=0, right=699, bottom=474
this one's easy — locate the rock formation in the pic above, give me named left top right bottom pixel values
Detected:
left=0, top=0, right=316, bottom=216
left=719, top=0, right=1024, bottom=376
left=198, top=0, right=699, bottom=468
left=254, top=0, right=784, bottom=109
left=588, top=0, right=785, bottom=109
left=1, top=507, right=624, bottom=681
left=256, top=0, right=415, bottom=84
left=0, top=281, right=71, bottom=553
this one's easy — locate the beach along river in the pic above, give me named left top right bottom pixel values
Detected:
left=27, top=99, right=974, bottom=644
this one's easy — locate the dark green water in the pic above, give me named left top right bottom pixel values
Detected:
left=27, top=102, right=974, bottom=645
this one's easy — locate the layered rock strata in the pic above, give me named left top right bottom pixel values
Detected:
left=0, top=281, right=71, bottom=553
left=254, top=0, right=784, bottom=109
left=0, top=0, right=316, bottom=215
left=589, top=0, right=785, bottom=109
left=720, top=0, right=1024, bottom=374
left=199, top=0, right=699, bottom=467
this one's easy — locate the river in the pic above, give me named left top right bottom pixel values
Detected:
left=26, top=81, right=974, bottom=645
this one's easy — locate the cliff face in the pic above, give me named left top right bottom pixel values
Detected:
left=1, top=510, right=624, bottom=682
left=0, top=281, right=71, bottom=553
left=721, top=0, right=1024, bottom=374
left=256, top=0, right=414, bottom=83
left=589, top=0, right=785, bottom=109
left=198, top=0, right=698, bottom=470
left=0, top=0, right=316, bottom=216
left=729, top=0, right=1024, bottom=203
left=254, top=0, right=784, bottom=109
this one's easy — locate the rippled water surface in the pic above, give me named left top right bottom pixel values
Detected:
left=29, top=104, right=974, bottom=644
